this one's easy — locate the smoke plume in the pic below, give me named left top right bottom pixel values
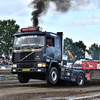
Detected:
left=31, top=0, right=49, bottom=26
left=31, top=0, right=100, bottom=26
left=31, top=0, right=71, bottom=26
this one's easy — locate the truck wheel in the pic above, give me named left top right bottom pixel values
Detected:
left=46, top=67, right=58, bottom=85
left=18, top=73, right=29, bottom=83
left=76, top=73, right=84, bottom=86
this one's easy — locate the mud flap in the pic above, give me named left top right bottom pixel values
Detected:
left=90, top=70, right=100, bottom=80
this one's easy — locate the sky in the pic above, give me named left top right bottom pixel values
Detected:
left=0, top=0, right=100, bottom=49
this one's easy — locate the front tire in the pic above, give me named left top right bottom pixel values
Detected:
left=18, top=73, right=29, bottom=83
left=46, top=67, right=58, bottom=85
left=76, top=73, right=84, bottom=86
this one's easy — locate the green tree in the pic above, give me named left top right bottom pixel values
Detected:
left=64, top=37, right=73, bottom=54
left=89, top=43, right=100, bottom=60
left=0, top=19, right=20, bottom=54
left=64, top=37, right=74, bottom=62
left=74, top=41, right=86, bottom=60
left=64, top=37, right=87, bottom=62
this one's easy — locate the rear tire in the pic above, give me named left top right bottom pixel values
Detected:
left=76, top=73, right=84, bottom=86
left=46, top=67, right=58, bottom=85
left=18, top=73, right=29, bottom=83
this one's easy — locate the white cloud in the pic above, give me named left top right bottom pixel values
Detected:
left=0, top=0, right=32, bottom=16
left=84, top=41, right=100, bottom=49
left=71, top=0, right=100, bottom=11
left=67, top=19, right=100, bottom=26
left=89, top=15, right=100, bottom=18
left=0, top=0, right=33, bottom=27
left=21, top=0, right=32, bottom=5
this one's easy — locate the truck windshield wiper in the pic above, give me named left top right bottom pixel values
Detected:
left=22, top=44, right=31, bottom=47
left=22, top=44, right=42, bottom=47
left=33, top=45, right=43, bottom=49
left=14, top=46, right=22, bottom=50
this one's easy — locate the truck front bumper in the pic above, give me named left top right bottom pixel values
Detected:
left=11, top=62, right=46, bottom=74
left=11, top=67, right=46, bottom=74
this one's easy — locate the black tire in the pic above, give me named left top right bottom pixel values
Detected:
left=76, top=73, right=84, bottom=86
left=46, top=67, right=58, bottom=85
left=18, top=73, right=29, bottom=83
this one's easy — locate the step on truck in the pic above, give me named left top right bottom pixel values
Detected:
left=11, top=26, right=85, bottom=86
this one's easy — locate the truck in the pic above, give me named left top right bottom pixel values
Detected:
left=11, top=26, right=86, bottom=86
left=82, top=61, right=100, bottom=80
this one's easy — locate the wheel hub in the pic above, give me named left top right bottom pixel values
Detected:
left=79, top=76, right=83, bottom=85
left=52, top=71, right=57, bottom=82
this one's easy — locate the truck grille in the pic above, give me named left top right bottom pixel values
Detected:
left=14, top=53, right=20, bottom=62
left=13, top=52, right=35, bottom=62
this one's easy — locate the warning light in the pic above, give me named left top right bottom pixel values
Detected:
left=21, top=27, right=39, bottom=32
left=31, top=49, right=35, bottom=52
left=14, top=50, right=17, bottom=53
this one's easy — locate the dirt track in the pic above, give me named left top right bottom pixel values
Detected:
left=0, top=70, right=100, bottom=100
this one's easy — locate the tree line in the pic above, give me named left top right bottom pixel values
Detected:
left=64, top=37, right=100, bottom=62
left=0, top=19, right=100, bottom=61
left=0, top=19, right=19, bottom=55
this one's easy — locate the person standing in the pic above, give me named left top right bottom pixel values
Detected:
left=1, top=50, right=5, bottom=59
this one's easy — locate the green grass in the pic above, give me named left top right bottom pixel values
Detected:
left=0, top=74, right=17, bottom=76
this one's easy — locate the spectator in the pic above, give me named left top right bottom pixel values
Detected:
left=8, top=50, right=10, bottom=55
left=9, top=54, right=12, bottom=60
left=0, top=55, right=12, bottom=66
left=0, top=58, right=2, bottom=65
left=0, top=50, right=12, bottom=66
left=2, top=53, right=5, bottom=59
left=1, top=50, right=4, bottom=55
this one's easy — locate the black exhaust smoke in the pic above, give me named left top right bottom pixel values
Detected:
left=31, top=0, right=71, bottom=27
left=31, top=0, right=49, bottom=27
left=31, top=0, right=100, bottom=27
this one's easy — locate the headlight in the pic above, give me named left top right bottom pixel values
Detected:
left=37, top=63, right=46, bottom=67
left=11, top=64, right=17, bottom=67
left=38, top=63, right=42, bottom=67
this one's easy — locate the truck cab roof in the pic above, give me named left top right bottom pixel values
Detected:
left=14, top=31, right=57, bottom=37
left=14, top=27, right=58, bottom=38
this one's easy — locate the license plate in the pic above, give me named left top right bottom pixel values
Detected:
left=23, top=50, right=30, bottom=52
left=23, top=69, right=30, bottom=71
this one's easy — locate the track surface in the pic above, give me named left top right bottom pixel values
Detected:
left=0, top=70, right=100, bottom=100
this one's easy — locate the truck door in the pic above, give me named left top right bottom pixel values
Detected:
left=55, top=37, right=61, bottom=61
left=46, top=37, right=55, bottom=59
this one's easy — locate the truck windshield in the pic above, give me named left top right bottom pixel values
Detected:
left=14, top=35, right=44, bottom=47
